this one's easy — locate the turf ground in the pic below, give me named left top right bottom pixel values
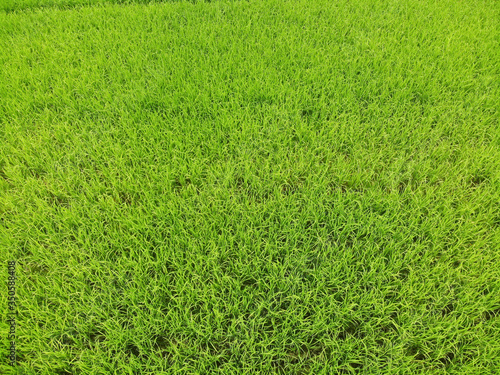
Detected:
left=1, top=0, right=499, bottom=373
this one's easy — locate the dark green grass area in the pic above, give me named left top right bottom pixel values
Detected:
left=0, top=0, right=212, bottom=14
left=1, top=0, right=499, bottom=373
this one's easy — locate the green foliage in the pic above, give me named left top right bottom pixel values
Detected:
left=1, top=0, right=499, bottom=373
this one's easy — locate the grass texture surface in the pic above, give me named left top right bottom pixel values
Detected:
left=1, top=0, right=499, bottom=373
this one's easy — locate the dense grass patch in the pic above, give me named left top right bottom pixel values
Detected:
left=1, top=0, right=499, bottom=373
left=0, top=0, right=209, bottom=14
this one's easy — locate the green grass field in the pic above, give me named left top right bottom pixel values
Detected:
left=1, top=0, right=499, bottom=373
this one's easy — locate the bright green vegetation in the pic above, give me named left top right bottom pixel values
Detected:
left=1, top=0, right=499, bottom=373
left=1, top=0, right=168, bottom=13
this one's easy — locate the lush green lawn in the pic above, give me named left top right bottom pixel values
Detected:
left=1, top=0, right=499, bottom=373
left=1, top=0, right=160, bottom=12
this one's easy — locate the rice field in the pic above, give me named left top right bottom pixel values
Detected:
left=1, top=0, right=499, bottom=373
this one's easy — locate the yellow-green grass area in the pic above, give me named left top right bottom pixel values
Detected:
left=1, top=0, right=499, bottom=373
